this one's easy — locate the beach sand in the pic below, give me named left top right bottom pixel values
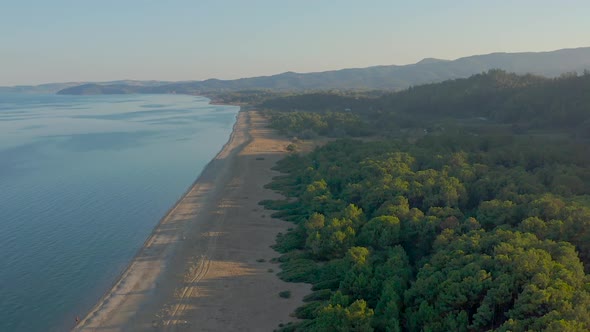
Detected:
left=74, top=110, right=310, bottom=331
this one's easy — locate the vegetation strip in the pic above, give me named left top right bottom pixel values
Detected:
left=259, top=70, right=590, bottom=331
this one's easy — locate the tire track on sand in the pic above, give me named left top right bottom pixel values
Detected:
left=162, top=201, right=228, bottom=330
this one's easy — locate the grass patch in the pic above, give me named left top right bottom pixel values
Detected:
left=311, top=278, right=341, bottom=291
left=256, top=258, right=266, bottom=263
left=275, top=321, right=313, bottom=332
left=258, top=199, right=298, bottom=210
left=279, top=290, right=292, bottom=298
left=278, top=258, right=318, bottom=283
left=294, top=301, right=323, bottom=319
left=273, top=227, right=306, bottom=253
left=302, top=289, right=333, bottom=302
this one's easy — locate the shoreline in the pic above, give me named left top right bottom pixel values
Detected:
left=74, top=109, right=310, bottom=331
left=72, top=107, right=246, bottom=330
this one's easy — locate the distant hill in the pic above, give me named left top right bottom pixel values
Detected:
left=0, top=80, right=171, bottom=94
left=415, top=58, right=450, bottom=65
left=0, top=82, right=86, bottom=94
left=56, top=83, right=139, bottom=95
left=49, top=47, right=590, bottom=94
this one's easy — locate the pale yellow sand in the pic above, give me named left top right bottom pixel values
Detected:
left=74, top=111, right=310, bottom=331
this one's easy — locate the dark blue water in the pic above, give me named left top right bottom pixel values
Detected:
left=0, top=93, right=239, bottom=331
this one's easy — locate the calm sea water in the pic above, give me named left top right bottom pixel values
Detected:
left=0, top=93, right=239, bottom=331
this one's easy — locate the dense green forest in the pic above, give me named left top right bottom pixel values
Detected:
left=266, top=111, right=370, bottom=138
left=261, top=71, right=590, bottom=331
left=261, top=70, right=590, bottom=136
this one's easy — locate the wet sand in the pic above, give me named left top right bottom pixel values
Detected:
left=74, top=110, right=310, bottom=331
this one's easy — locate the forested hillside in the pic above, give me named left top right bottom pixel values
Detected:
left=261, top=72, right=590, bottom=331
left=262, top=70, right=590, bottom=135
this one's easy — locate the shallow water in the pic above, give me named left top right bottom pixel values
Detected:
left=0, top=93, right=239, bottom=331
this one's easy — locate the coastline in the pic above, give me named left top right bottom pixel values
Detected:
left=72, top=107, right=245, bottom=330
left=74, top=109, right=310, bottom=331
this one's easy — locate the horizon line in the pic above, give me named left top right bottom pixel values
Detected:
left=3, top=45, right=589, bottom=88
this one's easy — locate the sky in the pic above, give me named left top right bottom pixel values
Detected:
left=1, top=0, right=589, bottom=86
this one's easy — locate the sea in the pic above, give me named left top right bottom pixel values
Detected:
left=0, top=93, right=239, bottom=331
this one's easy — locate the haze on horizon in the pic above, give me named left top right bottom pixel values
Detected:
left=1, top=0, right=589, bottom=86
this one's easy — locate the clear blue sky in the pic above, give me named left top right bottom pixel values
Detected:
left=1, top=0, right=589, bottom=85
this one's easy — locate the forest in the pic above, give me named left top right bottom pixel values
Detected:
left=259, top=70, right=590, bottom=331
left=261, top=70, right=590, bottom=137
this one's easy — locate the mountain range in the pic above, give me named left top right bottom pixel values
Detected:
left=0, top=80, right=171, bottom=95
left=2, top=47, right=589, bottom=95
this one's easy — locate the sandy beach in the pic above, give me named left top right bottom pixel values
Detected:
left=74, top=110, right=310, bottom=331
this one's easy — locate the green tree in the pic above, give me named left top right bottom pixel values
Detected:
left=313, top=298, right=375, bottom=332
left=357, top=216, right=401, bottom=249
